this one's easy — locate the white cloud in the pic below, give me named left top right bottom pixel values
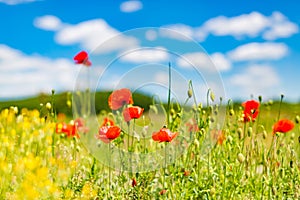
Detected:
left=120, top=47, right=169, bottom=63
left=120, top=0, right=142, bottom=13
left=177, top=52, right=230, bottom=72
left=263, top=12, right=299, bottom=40
left=0, top=44, right=105, bottom=98
left=202, top=12, right=269, bottom=38
left=228, top=65, right=280, bottom=98
left=228, top=42, right=288, bottom=61
left=0, top=0, right=37, bottom=5
left=161, top=11, right=298, bottom=41
left=34, top=15, right=63, bottom=31
left=35, top=17, right=140, bottom=53
left=210, top=53, right=231, bottom=71
left=160, top=24, right=194, bottom=41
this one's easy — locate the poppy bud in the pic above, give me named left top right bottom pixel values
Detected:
left=170, top=109, right=175, bottom=116
left=200, top=128, right=206, bottom=136
left=210, top=187, right=216, bottom=196
left=290, top=132, right=295, bottom=140
left=150, top=105, right=158, bottom=114
left=210, top=91, right=215, bottom=102
left=295, top=115, right=300, bottom=124
left=67, top=100, right=72, bottom=108
left=227, top=135, right=233, bottom=144
left=229, top=109, right=234, bottom=116
left=194, top=139, right=200, bottom=148
left=187, top=89, right=193, bottom=98
left=262, top=130, right=267, bottom=139
left=46, top=102, right=52, bottom=110
left=237, top=127, right=243, bottom=139
left=247, top=127, right=252, bottom=137
left=237, top=153, right=245, bottom=163
left=198, top=103, right=202, bottom=110
left=290, top=160, right=293, bottom=168
left=258, top=95, right=262, bottom=102
left=268, top=100, right=273, bottom=106
left=176, top=112, right=182, bottom=118
left=13, top=106, right=18, bottom=114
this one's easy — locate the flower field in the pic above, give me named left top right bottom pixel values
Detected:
left=0, top=89, right=299, bottom=199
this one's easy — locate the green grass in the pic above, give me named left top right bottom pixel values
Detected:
left=0, top=92, right=299, bottom=199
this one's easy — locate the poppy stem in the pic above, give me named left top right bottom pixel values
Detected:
left=108, top=142, right=112, bottom=197
left=267, top=135, right=276, bottom=159
left=187, top=80, right=199, bottom=125
left=167, top=62, right=171, bottom=127
left=127, top=123, right=130, bottom=152
left=163, top=142, right=167, bottom=190
left=277, top=94, right=284, bottom=121
left=242, top=122, right=247, bottom=152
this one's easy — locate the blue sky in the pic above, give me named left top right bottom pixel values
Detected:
left=0, top=0, right=299, bottom=103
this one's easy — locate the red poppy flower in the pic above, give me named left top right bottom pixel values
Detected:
left=184, top=170, right=190, bottom=176
left=131, top=178, right=137, bottom=187
left=108, top=88, right=133, bottom=110
left=56, top=122, right=78, bottom=138
left=242, top=100, right=260, bottom=122
left=73, top=51, right=92, bottom=66
left=123, top=106, right=144, bottom=122
left=74, top=118, right=89, bottom=134
left=212, top=129, right=226, bottom=145
left=186, top=118, right=199, bottom=132
left=101, top=117, right=115, bottom=127
left=272, top=119, right=294, bottom=134
left=97, top=125, right=121, bottom=143
left=159, top=189, right=167, bottom=195
left=152, top=128, right=178, bottom=143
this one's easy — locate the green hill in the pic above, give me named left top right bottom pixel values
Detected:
left=0, top=91, right=153, bottom=116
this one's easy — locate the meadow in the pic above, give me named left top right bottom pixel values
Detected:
left=0, top=88, right=299, bottom=200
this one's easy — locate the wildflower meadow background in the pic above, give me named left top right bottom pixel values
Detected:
left=1, top=0, right=300, bottom=199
